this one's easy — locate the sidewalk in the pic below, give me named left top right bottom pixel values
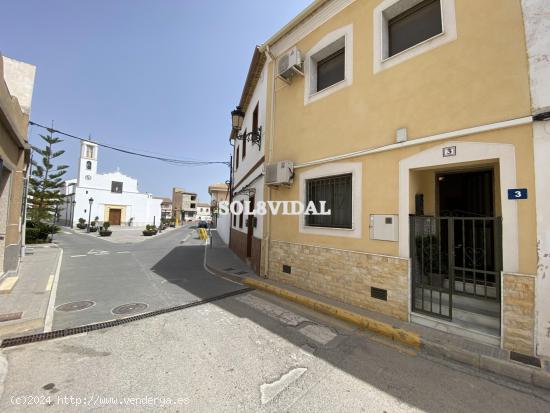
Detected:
left=0, top=245, right=61, bottom=339
left=204, top=232, right=550, bottom=390
left=204, top=230, right=261, bottom=283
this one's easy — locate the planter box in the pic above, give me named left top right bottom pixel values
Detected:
left=99, top=230, right=112, bottom=237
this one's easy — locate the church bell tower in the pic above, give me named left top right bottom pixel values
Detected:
left=78, top=140, right=98, bottom=186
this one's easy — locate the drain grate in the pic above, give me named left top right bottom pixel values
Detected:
left=510, top=351, right=541, bottom=368
left=235, top=271, right=248, bottom=275
left=224, top=267, right=235, bottom=271
left=1, top=288, right=253, bottom=348
left=112, top=303, right=148, bottom=315
left=55, top=301, right=95, bottom=312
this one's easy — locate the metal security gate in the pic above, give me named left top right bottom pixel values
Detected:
left=410, top=216, right=502, bottom=320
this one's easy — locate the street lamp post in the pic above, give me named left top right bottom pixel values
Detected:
left=70, top=199, right=76, bottom=228
left=51, top=204, right=59, bottom=242
left=87, top=197, right=94, bottom=232
left=65, top=198, right=70, bottom=226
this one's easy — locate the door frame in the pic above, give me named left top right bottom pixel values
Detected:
left=246, top=196, right=255, bottom=257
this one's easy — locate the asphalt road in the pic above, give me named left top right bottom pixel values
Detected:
left=1, top=289, right=549, bottom=412
left=51, top=225, right=245, bottom=330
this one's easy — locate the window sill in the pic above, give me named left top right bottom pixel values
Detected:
left=304, top=224, right=354, bottom=231
left=305, top=78, right=350, bottom=105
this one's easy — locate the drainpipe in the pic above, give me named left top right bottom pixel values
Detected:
left=263, top=45, right=277, bottom=278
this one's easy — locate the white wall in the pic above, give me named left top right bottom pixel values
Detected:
left=533, top=122, right=550, bottom=357
left=232, top=64, right=267, bottom=185
left=521, top=0, right=550, bottom=358
left=72, top=187, right=161, bottom=227
left=80, top=170, right=140, bottom=193
left=231, top=60, right=268, bottom=241
left=216, top=212, right=231, bottom=245
left=232, top=175, right=264, bottom=239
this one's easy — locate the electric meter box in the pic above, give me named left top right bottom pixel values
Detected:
left=370, top=215, right=399, bottom=242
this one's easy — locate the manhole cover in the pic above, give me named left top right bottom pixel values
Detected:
left=112, top=303, right=149, bottom=315
left=55, top=301, right=95, bottom=312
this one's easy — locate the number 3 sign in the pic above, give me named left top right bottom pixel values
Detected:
left=507, top=188, right=528, bottom=200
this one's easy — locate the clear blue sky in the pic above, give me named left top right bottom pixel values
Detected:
left=1, top=0, right=312, bottom=201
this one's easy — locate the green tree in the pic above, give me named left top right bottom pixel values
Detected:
left=27, top=133, right=69, bottom=223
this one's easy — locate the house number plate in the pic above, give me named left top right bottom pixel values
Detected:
left=442, top=146, right=456, bottom=157
left=507, top=188, right=528, bottom=200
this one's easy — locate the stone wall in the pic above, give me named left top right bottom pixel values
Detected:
left=503, top=273, right=535, bottom=355
left=267, top=240, right=409, bottom=320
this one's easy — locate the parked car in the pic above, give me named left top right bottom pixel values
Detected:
left=198, top=220, right=208, bottom=229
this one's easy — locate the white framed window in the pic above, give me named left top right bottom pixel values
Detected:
left=299, top=162, right=362, bottom=238
left=304, top=24, right=353, bottom=105
left=373, top=0, right=456, bottom=73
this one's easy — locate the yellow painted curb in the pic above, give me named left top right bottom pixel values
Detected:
left=0, top=318, right=44, bottom=338
left=0, top=276, right=19, bottom=294
left=244, top=277, right=421, bottom=349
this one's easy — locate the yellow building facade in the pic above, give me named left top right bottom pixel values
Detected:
left=246, top=0, right=550, bottom=357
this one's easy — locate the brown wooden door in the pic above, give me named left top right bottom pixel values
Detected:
left=108, top=209, right=121, bottom=225
left=246, top=196, right=255, bottom=257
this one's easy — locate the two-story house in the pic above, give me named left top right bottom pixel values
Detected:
left=242, top=0, right=550, bottom=359
left=229, top=47, right=268, bottom=274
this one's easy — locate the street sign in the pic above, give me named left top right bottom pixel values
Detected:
left=507, top=188, right=528, bottom=200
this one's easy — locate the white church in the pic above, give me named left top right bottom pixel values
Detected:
left=61, top=140, right=161, bottom=228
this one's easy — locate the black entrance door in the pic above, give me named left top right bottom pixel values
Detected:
left=411, top=169, right=503, bottom=320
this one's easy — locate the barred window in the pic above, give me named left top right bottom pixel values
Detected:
left=305, top=173, right=352, bottom=229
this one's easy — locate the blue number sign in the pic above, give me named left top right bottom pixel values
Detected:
left=507, top=188, right=528, bottom=200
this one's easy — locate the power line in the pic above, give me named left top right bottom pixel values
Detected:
left=29, top=121, right=230, bottom=167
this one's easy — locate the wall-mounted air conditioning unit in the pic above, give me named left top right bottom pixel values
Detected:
left=277, top=47, right=303, bottom=82
left=265, top=161, right=294, bottom=186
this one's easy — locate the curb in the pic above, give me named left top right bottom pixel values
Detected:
left=243, top=277, right=421, bottom=349
left=422, top=340, right=550, bottom=390
left=43, top=248, right=63, bottom=333
left=242, top=277, right=550, bottom=391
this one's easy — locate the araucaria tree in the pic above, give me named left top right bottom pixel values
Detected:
left=27, top=133, right=69, bottom=223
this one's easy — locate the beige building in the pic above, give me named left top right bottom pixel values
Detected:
left=207, top=182, right=229, bottom=209
left=0, top=54, right=35, bottom=275
left=172, top=188, right=197, bottom=222
left=232, top=0, right=550, bottom=358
